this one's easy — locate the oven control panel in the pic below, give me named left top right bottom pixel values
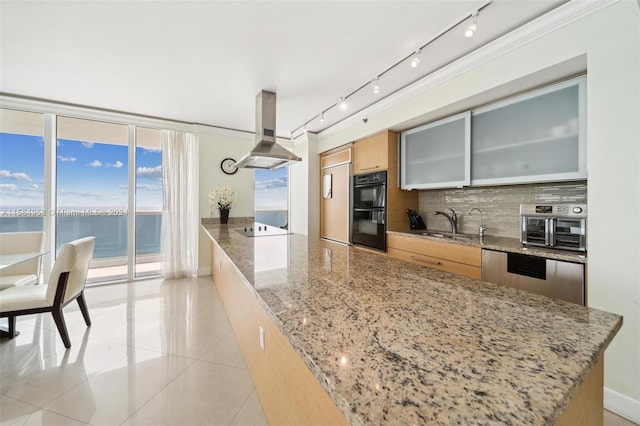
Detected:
left=520, top=203, right=587, bottom=218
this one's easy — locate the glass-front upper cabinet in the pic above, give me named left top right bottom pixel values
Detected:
left=400, top=111, right=471, bottom=190
left=471, top=76, right=586, bottom=185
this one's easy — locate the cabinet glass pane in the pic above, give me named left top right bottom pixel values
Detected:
left=471, top=83, right=581, bottom=182
left=403, top=113, right=467, bottom=188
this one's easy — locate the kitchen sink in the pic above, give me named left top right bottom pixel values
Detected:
left=422, top=231, right=475, bottom=241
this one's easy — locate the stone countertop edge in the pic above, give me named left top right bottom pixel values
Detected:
left=201, top=216, right=255, bottom=225
left=201, top=224, right=364, bottom=425
left=203, top=224, right=622, bottom=425
left=387, top=230, right=588, bottom=264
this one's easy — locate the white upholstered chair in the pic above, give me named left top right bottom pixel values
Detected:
left=0, top=236, right=96, bottom=348
left=0, top=231, right=45, bottom=290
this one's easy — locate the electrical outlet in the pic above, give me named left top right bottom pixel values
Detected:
left=259, top=326, right=265, bottom=351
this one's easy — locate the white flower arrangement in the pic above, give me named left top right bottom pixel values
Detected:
left=208, top=185, right=238, bottom=210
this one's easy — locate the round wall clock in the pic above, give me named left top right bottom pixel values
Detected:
left=220, top=157, right=238, bottom=175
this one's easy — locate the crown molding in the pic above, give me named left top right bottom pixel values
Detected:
left=318, top=0, right=618, bottom=140
left=0, top=93, right=197, bottom=132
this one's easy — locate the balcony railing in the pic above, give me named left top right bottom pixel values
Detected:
left=0, top=210, right=162, bottom=281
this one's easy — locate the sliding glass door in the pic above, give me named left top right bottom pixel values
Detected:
left=56, top=116, right=129, bottom=282
left=1, top=108, right=165, bottom=283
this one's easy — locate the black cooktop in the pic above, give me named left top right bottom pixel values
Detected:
left=233, top=223, right=291, bottom=238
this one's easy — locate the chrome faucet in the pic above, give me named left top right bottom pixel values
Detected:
left=432, top=208, right=458, bottom=234
left=469, top=208, right=487, bottom=238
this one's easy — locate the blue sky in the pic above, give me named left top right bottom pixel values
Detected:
left=2, top=130, right=287, bottom=212
left=0, top=132, right=162, bottom=210
left=255, top=168, right=288, bottom=211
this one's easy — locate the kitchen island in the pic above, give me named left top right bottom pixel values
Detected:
left=203, top=223, right=621, bottom=425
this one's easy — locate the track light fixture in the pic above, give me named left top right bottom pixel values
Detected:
left=410, top=50, right=421, bottom=68
left=290, top=1, right=492, bottom=138
left=372, top=77, right=380, bottom=94
left=465, top=11, right=478, bottom=38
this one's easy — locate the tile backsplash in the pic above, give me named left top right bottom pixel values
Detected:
left=418, top=180, right=587, bottom=238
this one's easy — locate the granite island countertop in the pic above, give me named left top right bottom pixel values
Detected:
left=388, top=230, right=587, bottom=264
left=203, top=224, right=620, bottom=425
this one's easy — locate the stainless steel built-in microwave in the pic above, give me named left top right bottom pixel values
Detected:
left=520, top=204, right=587, bottom=252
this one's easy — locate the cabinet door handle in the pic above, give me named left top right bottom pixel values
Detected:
left=411, top=256, right=441, bottom=266
left=361, top=165, right=379, bottom=171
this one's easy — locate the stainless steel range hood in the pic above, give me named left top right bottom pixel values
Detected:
left=235, top=90, right=302, bottom=170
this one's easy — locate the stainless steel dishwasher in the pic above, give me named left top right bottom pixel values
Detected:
left=482, top=249, right=585, bottom=305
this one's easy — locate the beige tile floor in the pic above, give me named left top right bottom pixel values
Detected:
left=0, top=277, right=267, bottom=426
left=1, top=276, right=637, bottom=426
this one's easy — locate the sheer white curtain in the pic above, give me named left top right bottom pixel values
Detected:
left=161, top=130, right=198, bottom=279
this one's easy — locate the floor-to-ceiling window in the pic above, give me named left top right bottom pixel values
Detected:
left=0, top=109, right=45, bottom=234
left=1, top=106, right=166, bottom=283
left=56, top=116, right=130, bottom=282
left=255, top=167, right=289, bottom=228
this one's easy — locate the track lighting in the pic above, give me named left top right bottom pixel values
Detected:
left=290, top=2, right=492, bottom=138
left=410, top=50, right=421, bottom=68
left=372, top=77, right=380, bottom=94
left=465, top=12, right=478, bottom=38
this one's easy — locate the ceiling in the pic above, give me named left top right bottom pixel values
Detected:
left=0, top=1, right=569, bottom=139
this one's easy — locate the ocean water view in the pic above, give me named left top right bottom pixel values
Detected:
left=1, top=210, right=287, bottom=261
left=0, top=214, right=161, bottom=259
left=256, top=210, right=287, bottom=228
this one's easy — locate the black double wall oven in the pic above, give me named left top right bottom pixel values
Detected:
left=352, top=171, right=387, bottom=251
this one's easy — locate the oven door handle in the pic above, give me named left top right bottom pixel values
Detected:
left=354, top=207, right=385, bottom=212
left=544, top=218, right=549, bottom=246
left=354, top=181, right=386, bottom=188
left=548, top=217, right=555, bottom=247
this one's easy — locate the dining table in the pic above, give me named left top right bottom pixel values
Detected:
left=0, top=252, right=47, bottom=271
left=0, top=251, right=48, bottom=338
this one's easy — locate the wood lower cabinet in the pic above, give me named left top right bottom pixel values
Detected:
left=211, top=241, right=348, bottom=426
left=387, top=233, right=482, bottom=279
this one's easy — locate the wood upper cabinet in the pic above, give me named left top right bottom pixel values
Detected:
left=353, top=132, right=389, bottom=174
left=320, top=148, right=351, bottom=169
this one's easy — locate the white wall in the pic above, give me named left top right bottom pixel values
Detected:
left=314, top=1, right=640, bottom=420
left=197, top=126, right=256, bottom=274
left=289, top=133, right=320, bottom=238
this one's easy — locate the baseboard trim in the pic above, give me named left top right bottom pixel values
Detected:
left=197, top=267, right=211, bottom=277
left=604, top=387, right=640, bottom=424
